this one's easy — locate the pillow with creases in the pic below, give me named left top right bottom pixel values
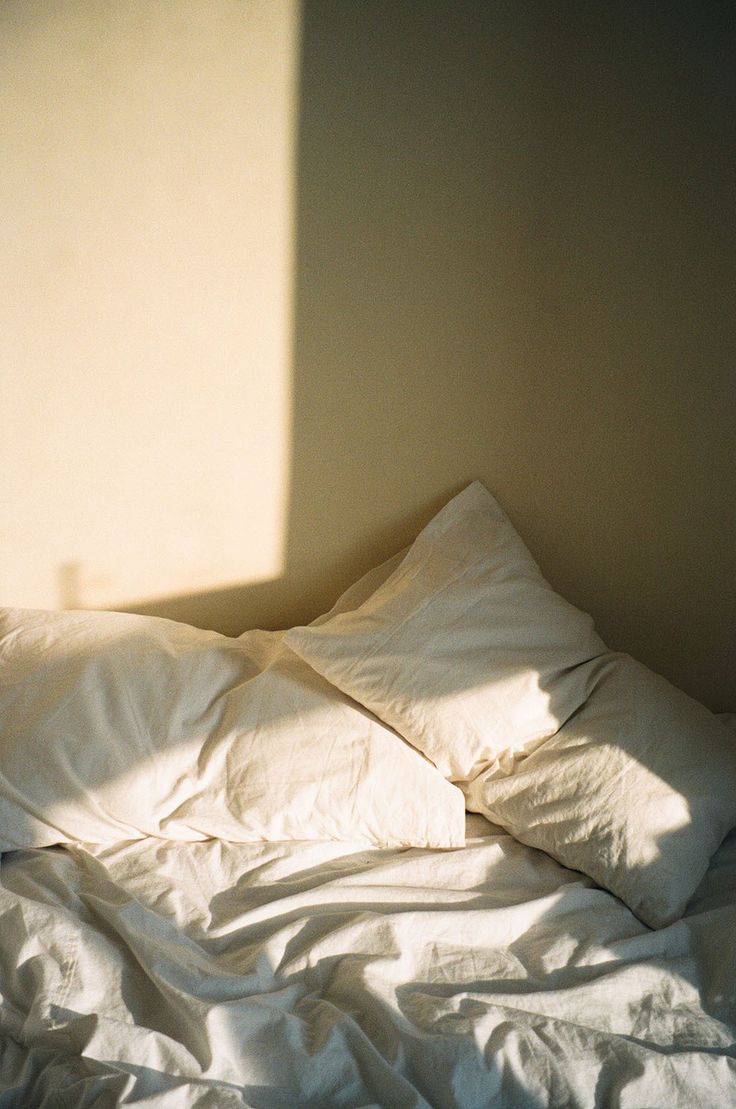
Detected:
left=286, top=481, right=606, bottom=782
left=285, top=480, right=736, bottom=926
left=0, top=608, right=465, bottom=850
left=464, top=654, right=736, bottom=928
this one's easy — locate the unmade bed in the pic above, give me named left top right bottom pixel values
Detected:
left=1, top=483, right=735, bottom=1107
left=2, top=814, right=736, bottom=1107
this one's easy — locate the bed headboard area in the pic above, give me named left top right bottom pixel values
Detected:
left=2, top=0, right=734, bottom=711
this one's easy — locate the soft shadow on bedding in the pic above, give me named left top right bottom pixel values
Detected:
left=5, top=826, right=735, bottom=1107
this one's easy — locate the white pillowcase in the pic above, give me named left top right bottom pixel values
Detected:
left=287, top=481, right=606, bottom=782
left=285, top=481, right=736, bottom=927
left=0, top=608, right=465, bottom=850
left=465, top=655, right=736, bottom=928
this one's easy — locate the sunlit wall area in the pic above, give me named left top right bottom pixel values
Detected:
left=1, top=0, right=299, bottom=610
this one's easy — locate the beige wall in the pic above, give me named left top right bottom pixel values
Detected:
left=1, top=0, right=298, bottom=608
left=267, top=1, right=733, bottom=711
left=3, top=1, right=734, bottom=710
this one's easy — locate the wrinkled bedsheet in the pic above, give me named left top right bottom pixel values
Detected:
left=1, top=815, right=735, bottom=1108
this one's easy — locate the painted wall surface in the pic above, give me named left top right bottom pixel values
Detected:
left=276, top=0, right=733, bottom=712
left=3, top=1, right=734, bottom=709
left=1, top=0, right=298, bottom=608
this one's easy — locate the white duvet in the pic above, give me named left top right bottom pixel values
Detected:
left=1, top=815, right=735, bottom=1108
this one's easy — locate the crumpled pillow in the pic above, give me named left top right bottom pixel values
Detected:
left=0, top=608, right=465, bottom=850
left=286, top=481, right=736, bottom=927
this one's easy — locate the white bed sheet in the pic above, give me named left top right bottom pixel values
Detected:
left=0, top=815, right=734, bottom=1108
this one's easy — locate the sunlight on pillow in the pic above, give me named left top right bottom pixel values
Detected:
left=288, top=482, right=736, bottom=927
left=466, top=653, right=736, bottom=928
left=287, top=482, right=604, bottom=782
left=0, top=608, right=465, bottom=851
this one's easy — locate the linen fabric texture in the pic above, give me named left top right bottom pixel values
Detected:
left=0, top=608, right=464, bottom=851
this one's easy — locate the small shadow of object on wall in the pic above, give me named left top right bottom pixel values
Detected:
left=58, top=561, right=83, bottom=609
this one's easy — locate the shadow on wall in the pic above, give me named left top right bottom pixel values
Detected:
left=130, top=0, right=595, bottom=636
left=4, top=2, right=731, bottom=707
left=134, top=1, right=736, bottom=712
left=130, top=0, right=517, bottom=634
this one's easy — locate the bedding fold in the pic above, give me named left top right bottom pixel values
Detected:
left=0, top=819, right=734, bottom=1107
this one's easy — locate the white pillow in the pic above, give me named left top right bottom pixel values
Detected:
left=0, top=608, right=465, bottom=850
left=286, top=481, right=606, bottom=782
left=285, top=481, right=736, bottom=926
left=464, top=655, right=736, bottom=929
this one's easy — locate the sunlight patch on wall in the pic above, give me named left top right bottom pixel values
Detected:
left=0, top=0, right=298, bottom=609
